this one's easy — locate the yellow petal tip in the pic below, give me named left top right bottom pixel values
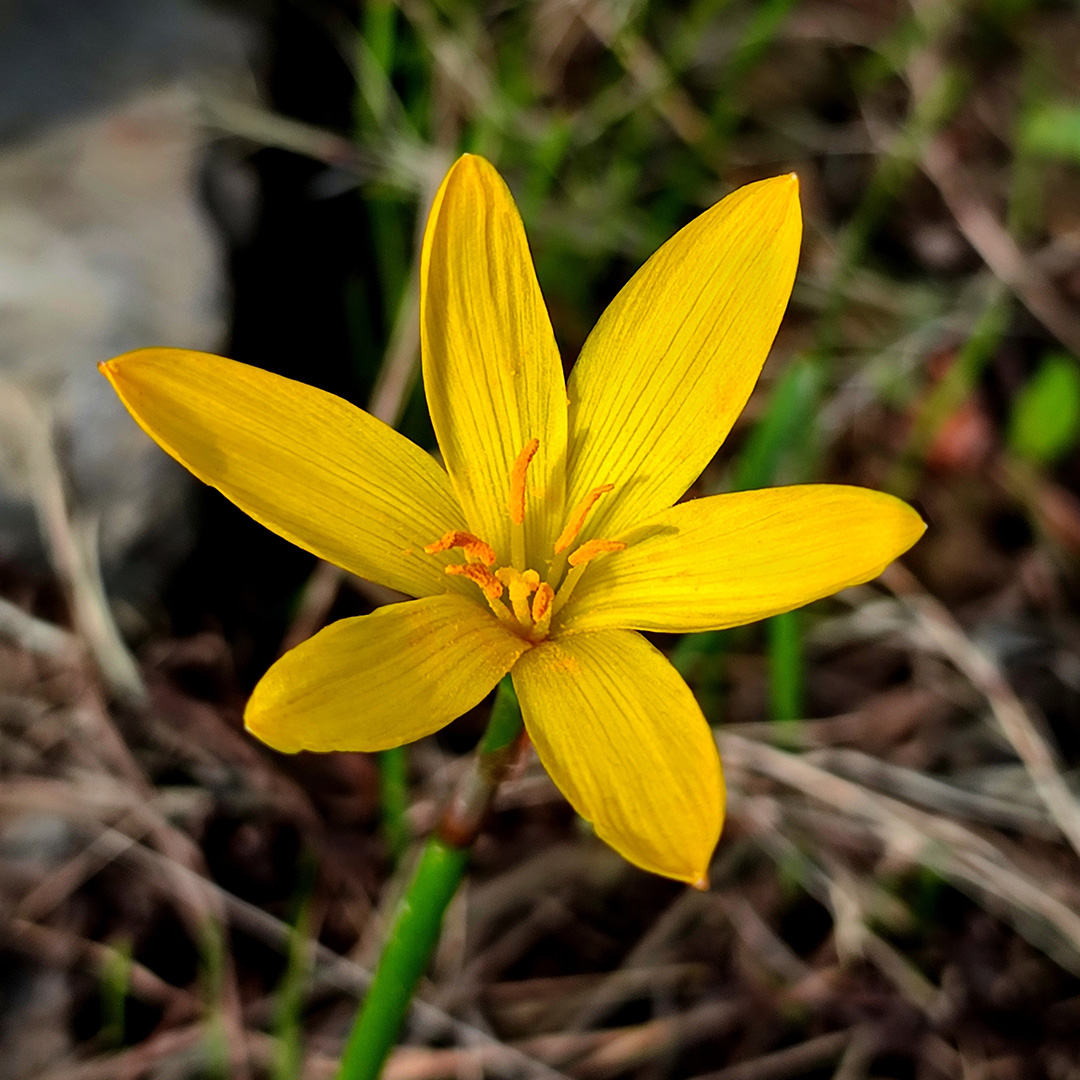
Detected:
left=888, top=496, right=929, bottom=553
left=243, top=703, right=300, bottom=756
left=755, top=172, right=801, bottom=221
left=449, top=151, right=492, bottom=179
left=690, top=874, right=710, bottom=891
left=99, top=348, right=171, bottom=384
left=755, top=171, right=799, bottom=197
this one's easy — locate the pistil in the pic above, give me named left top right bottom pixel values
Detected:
left=497, top=567, right=540, bottom=625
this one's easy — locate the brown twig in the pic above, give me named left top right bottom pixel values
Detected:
left=5, top=917, right=200, bottom=1020
left=882, top=563, right=1080, bottom=862
left=31, top=1024, right=205, bottom=1080
left=0, top=596, right=78, bottom=659
left=571, top=999, right=748, bottom=1080
left=0, top=383, right=145, bottom=707
left=688, top=1028, right=855, bottom=1080
left=723, top=734, right=1080, bottom=974
left=920, top=134, right=1080, bottom=357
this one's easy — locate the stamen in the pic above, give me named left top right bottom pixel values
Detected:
left=508, top=438, right=540, bottom=526
left=424, top=530, right=496, bottom=567
left=567, top=538, right=627, bottom=567
left=554, top=484, right=614, bottom=553
left=445, top=562, right=514, bottom=623
left=550, top=538, right=628, bottom=619
left=445, top=562, right=503, bottom=601
left=531, top=582, right=554, bottom=634
left=551, top=564, right=586, bottom=617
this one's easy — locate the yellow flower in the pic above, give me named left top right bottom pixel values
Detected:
left=100, top=154, right=924, bottom=886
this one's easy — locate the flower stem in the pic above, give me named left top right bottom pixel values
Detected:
left=335, top=677, right=524, bottom=1080
left=377, top=747, right=411, bottom=864
left=767, top=609, right=804, bottom=729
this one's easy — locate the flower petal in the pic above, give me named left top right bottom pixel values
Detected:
left=557, top=485, right=926, bottom=634
left=246, top=594, right=530, bottom=753
left=101, top=348, right=470, bottom=599
left=512, top=630, right=723, bottom=885
left=565, top=175, right=801, bottom=542
left=421, top=154, right=567, bottom=564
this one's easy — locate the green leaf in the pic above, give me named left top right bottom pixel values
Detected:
left=733, top=359, right=823, bottom=492
left=1021, top=104, right=1080, bottom=164
left=1008, top=352, right=1080, bottom=466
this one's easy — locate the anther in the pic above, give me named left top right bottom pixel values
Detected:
left=424, top=530, right=496, bottom=567
left=445, top=562, right=503, bottom=601
left=508, top=438, right=540, bottom=526
left=554, top=484, right=614, bottom=553
left=531, top=582, right=554, bottom=628
left=567, top=538, right=627, bottom=567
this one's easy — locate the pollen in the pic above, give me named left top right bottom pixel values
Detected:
left=424, top=530, right=496, bottom=566
left=567, top=538, right=627, bottom=567
left=508, top=438, right=540, bottom=526
left=531, top=582, right=554, bottom=625
left=445, top=562, right=504, bottom=601
left=554, top=484, right=614, bottom=553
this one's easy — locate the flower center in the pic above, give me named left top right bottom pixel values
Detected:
left=424, top=439, right=626, bottom=641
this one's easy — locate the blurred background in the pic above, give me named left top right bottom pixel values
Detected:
left=2, top=0, right=1080, bottom=1076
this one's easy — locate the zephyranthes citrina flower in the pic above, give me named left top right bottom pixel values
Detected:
left=101, top=154, right=924, bottom=886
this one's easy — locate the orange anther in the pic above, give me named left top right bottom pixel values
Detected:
left=567, top=538, right=627, bottom=567
left=445, top=562, right=503, bottom=600
left=424, top=530, right=496, bottom=567
left=554, top=484, right=614, bottom=553
left=531, top=582, right=554, bottom=624
left=508, top=438, right=540, bottom=526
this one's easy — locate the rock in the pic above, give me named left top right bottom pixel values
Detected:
left=0, top=0, right=257, bottom=607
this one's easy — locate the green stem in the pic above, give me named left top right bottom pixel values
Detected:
left=336, top=839, right=467, bottom=1080
left=336, top=677, right=524, bottom=1080
left=377, top=747, right=411, bottom=864
left=767, top=610, right=804, bottom=730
